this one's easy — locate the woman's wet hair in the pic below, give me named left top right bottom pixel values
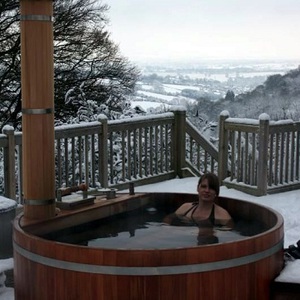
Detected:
left=198, top=173, right=220, bottom=196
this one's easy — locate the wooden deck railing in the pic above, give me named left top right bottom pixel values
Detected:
left=1, top=108, right=300, bottom=202
left=218, top=111, right=300, bottom=196
left=1, top=108, right=214, bottom=202
left=185, top=120, right=218, bottom=176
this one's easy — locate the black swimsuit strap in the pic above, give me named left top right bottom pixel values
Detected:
left=191, top=203, right=215, bottom=225
left=183, top=202, right=198, bottom=216
left=209, top=204, right=215, bottom=223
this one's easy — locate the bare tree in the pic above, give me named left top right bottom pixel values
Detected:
left=0, top=0, right=140, bottom=129
left=0, top=0, right=21, bottom=128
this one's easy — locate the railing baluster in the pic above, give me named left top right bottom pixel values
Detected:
left=57, top=139, right=62, bottom=187
left=133, top=129, right=137, bottom=178
left=274, top=133, right=280, bottom=185
left=91, top=134, right=96, bottom=187
left=97, top=133, right=101, bottom=185
left=230, top=131, right=236, bottom=180
left=165, top=124, right=169, bottom=171
left=290, top=131, right=295, bottom=182
left=84, top=135, right=89, bottom=186
left=127, top=130, right=131, bottom=180
left=296, top=131, right=300, bottom=180
left=109, top=132, right=114, bottom=184
left=160, top=124, right=163, bottom=173
left=149, top=126, right=153, bottom=175
left=17, top=145, right=23, bottom=203
left=237, top=131, right=242, bottom=182
left=71, top=137, right=75, bottom=186
left=285, top=132, right=290, bottom=183
left=138, top=128, right=143, bottom=177
left=279, top=132, right=284, bottom=184
left=144, top=127, right=148, bottom=176
left=269, top=134, right=274, bottom=186
left=64, top=138, right=68, bottom=186
left=78, top=136, right=82, bottom=184
left=154, top=126, right=158, bottom=174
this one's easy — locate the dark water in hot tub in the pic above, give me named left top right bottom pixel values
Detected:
left=42, top=204, right=268, bottom=249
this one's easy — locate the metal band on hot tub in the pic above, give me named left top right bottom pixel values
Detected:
left=13, top=240, right=283, bottom=276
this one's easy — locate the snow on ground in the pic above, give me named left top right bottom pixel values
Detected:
left=131, top=100, right=171, bottom=111
left=136, top=90, right=175, bottom=101
left=162, top=83, right=200, bottom=93
left=0, top=198, right=17, bottom=213
left=0, top=259, right=14, bottom=300
left=0, top=259, right=13, bottom=275
left=0, top=288, right=14, bottom=300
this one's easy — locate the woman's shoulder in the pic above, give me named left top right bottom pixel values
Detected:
left=175, top=202, right=195, bottom=215
left=214, top=204, right=234, bottom=228
left=214, top=204, right=232, bottom=219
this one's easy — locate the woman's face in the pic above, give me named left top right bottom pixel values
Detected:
left=197, top=178, right=216, bottom=202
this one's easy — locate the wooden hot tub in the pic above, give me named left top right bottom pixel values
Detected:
left=13, top=193, right=284, bottom=300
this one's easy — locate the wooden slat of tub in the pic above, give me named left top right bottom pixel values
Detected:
left=117, top=276, right=160, bottom=300
left=157, top=275, right=187, bottom=299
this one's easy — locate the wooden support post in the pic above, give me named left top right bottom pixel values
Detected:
left=171, top=108, right=186, bottom=178
left=218, top=111, right=230, bottom=182
left=257, top=113, right=270, bottom=196
left=20, top=0, right=55, bottom=219
left=98, top=115, right=108, bottom=188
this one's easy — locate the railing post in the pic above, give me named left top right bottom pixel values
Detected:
left=257, top=113, right=269, bottom=196
left=171, top=107, right=186, bottom=178
left=2, top=126, right=16, bottom=200
left=98, top=114, right=108, bottom=188
left=218, top=111, right=230, bottom=182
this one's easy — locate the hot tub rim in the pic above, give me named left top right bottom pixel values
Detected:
left=13, top=194, right=284, bottom=268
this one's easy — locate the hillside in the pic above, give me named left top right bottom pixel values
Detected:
left=211, top=66, right=300, bottom=120
left=132, top=62, right=300, bottom=123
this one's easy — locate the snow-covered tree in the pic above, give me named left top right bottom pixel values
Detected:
left=0, top=0, right=140, bottom=129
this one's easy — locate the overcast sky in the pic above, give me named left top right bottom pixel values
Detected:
left=107, top=0, right=300, bottom=63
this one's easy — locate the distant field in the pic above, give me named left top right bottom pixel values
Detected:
left=130, top=100, right=171, bottom=112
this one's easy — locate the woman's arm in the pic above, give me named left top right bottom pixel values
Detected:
left=215, top=205, right=234, bottom=229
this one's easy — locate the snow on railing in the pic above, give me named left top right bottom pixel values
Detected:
left=219, top=111, right=300, bottom=196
